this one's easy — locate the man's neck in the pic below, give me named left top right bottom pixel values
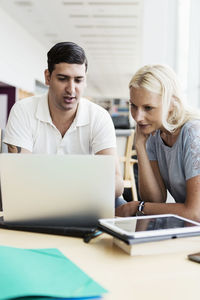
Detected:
left=48, top=101, right=78, bottom=137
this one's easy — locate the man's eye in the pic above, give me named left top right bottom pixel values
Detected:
left=145, top=106, right=153, bottom=111
left=58, top=77, right=66, bottom=81
left=75, top=79, right=83, bottom=83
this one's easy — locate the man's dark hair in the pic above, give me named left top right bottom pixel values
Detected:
left=47, top=42, right=88, bottom=74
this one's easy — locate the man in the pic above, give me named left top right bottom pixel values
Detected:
left=4, top=42, right=124, bottom=199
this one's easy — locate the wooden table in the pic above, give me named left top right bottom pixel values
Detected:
left=0, top=227, right=200, bottom=300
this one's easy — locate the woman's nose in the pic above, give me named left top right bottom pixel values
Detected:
left=132, top=109, right=145, bottom=122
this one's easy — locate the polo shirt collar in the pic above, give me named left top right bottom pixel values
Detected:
left=36, top=93, right=52, bottom=124
left=36, top=94, right=90, bottom=127
left=74, top=98, right=90, bottom=127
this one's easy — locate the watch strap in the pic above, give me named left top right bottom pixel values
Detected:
left=136, top=201, right=145, bottom=216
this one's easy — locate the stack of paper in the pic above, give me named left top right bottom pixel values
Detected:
left=0, top=246, right=107, bottom=299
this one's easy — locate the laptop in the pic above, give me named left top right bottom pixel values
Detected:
left=0, top=154, right=115, bottom=237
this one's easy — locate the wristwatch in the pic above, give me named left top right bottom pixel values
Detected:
left=136, top=201, right=145, bottom=216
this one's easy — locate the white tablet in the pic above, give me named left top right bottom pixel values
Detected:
left=98, top=214, right=200, bottom=244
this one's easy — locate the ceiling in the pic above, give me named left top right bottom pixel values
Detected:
left=0, top=0, right=143, bottom=100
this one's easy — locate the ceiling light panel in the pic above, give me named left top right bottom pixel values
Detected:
left=75, top=25, right=136, bottom=29
left=84, top=41, right=136, bottom=44
left=93, top=14, right=137, bottom=18
left=88, top=47, right=135, bottom=50
left=62, top=1, right=84, bottom=5
left=80, top=34, right=136, bottom=38
left=88, top=1, right=139, bottom=5
left=70, top=14, right=89, bottom=18
left=14, top=0, right=33, bottom=7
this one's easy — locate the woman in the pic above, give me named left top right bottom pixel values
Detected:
left=116, top=64, right=200, bottom=221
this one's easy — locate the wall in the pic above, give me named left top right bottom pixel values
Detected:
left=0, top=94, right=8, bottom=129
left=142, top=0, right=177, bottom=69
left=187, top=0, right=200, bottom=108
left=0, top=7, right=46, bottom=93
left=0, top=86, right=16, bottom=126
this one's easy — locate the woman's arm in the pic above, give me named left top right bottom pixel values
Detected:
left=116, top=175, right=200, bottom=222
left=135, top=125, right=167, bottom=202
left=137, top=147, right=167, bottom=202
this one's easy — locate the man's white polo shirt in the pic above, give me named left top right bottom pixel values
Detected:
left=4, top=93, right=116, bottom=154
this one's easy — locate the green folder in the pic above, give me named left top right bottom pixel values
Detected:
left=0, top=246, right=107, bottom=299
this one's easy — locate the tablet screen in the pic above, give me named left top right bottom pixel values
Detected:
left=110, top=216, right=197, bottom=233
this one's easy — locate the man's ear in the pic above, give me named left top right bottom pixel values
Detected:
left=44, top=69, right=51, bottom=86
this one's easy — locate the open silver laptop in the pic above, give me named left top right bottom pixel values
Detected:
left=0, top=154, right=115, bottom=236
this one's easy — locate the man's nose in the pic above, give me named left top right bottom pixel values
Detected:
left=66, top=80, right=75, bottom=94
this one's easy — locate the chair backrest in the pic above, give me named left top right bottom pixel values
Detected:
left=116, top=129, right=134, bottom=176
left=0, top=129, right=8, bottom=153
left=116, top=129, right=138, bottom=201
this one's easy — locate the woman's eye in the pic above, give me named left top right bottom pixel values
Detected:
left=130, top=103, right=137, bottom=109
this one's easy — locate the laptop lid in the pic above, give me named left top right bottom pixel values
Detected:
left=0, top=154, right=115, bottom=228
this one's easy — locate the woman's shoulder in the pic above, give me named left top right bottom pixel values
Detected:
left=181, top=120, right=200, bottom=135
left=180, top=120, right=200, bottom=150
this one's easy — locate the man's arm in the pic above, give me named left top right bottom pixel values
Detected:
left=3, top=99, right=34, bottom=153
left=7, top=144, right=31, bottom=153
left=96, top=148, right=124, bottom=198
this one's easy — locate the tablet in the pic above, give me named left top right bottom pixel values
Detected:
left=98, top=214, right=200, bottom=244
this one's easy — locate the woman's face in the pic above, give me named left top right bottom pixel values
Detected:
left=130, top=87, right=163, bottom=134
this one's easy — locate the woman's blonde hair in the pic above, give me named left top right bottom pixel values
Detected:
left=129, top=64, right=200, bottom=132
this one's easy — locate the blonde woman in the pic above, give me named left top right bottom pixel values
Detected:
left=116, top=64, right=200, bottom=221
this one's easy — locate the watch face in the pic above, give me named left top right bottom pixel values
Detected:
left=136, top=210, right=144, bottom=216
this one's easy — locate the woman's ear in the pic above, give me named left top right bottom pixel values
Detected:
left=169, top=96, right=176, bottom=113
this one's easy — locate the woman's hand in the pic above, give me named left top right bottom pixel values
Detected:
left=134, top=124, right=150, bottom=150
left=115, top=201, right=139, bottom=217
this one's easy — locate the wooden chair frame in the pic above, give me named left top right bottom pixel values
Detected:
left=116, top=129, right=138, bottom=202
left=0, top=129, right=2, bottom=153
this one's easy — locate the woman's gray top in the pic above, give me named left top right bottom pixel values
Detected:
left=146, top=120, right=200, bottom=203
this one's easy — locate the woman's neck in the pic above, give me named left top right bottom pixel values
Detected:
left=160, top=127, right=181, bottom=147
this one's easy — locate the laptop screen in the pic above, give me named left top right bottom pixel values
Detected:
left=0, top=154, right=115, bottom=227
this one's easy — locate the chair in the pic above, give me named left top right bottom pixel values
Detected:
left=0, top=129, right=8, bottom=153
left=116, top=129, right=138, bottom=202
left=0, top=128, right=8, bottom=211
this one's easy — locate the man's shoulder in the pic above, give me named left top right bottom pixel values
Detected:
left=14, top=93, right=47, bottom=110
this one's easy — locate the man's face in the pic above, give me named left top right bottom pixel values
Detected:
left=45, top=62, right=86, bottom=112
